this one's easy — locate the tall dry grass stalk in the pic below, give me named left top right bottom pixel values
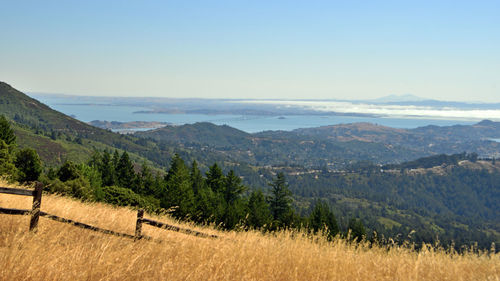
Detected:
left=1, top=181, right=499, bottom=281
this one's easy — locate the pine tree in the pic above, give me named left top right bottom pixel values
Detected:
left=247, top=189, right=272, bottom=229
left=206, top=163, right=224, bottom=193
left=139, top=162, right=155, bottom=195
left=115, top=151, right=135, bottom=188
left=0, top=140, right=16, bottom=178
left=190, top=160, right=212, bottom=222
left=163, top=154, right=195, bottom=219
left=193, top=183, right=219, bottom=223
left=0, top=115, right=16, bottom=148
left=218, top=170, right=247, bottom=229
left=347, top=218, right=366, bottom=242
left=99, top=150, right=115, bottom=186
left=190, top=160, right=205, bottom=194
left=223, top=170, right=245, bottom=204
left=112, top=150, right=120, bottom=171
left=268, top=172, right=293, bottom=227
left=0, top=116, right=16, bottom=178
left=309, top=201, right=339, bottom=240
left=88, top=150, right=102, bottom=168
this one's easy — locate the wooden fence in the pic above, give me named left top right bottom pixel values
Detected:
left=0, top=183, right=43, bottom=232
left=0, top=184, right=216, bottom=240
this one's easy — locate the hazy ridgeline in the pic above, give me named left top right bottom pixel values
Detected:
left=1, top=182, right=498, bottom=281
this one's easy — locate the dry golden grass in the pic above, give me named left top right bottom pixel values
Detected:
left=1, top=181, right=499, bottom=281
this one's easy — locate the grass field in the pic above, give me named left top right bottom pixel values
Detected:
left=1, top=181, right=499, bottom=281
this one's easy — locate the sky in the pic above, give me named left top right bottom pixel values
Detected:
left=1, top=0, right=499, bottom=102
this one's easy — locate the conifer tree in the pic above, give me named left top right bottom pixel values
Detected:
left=223, top=170, right=245, bottom=204
left=218, top=170, right=247, bottom=229
left=206, top=163, right=224, bottom=192
left=0, top=115, right=16, bottom=148
left=163, top=154, right=195, bottom=219
left=116, top=151, right=135, bottom=188
left=0, top=114, right=16, bottom=178
left=139, top=162, right=155, bottom=195
left=309, top=201, right=339, bottom=240
left=247, top=189, right=272, bottom=229
left=190, top=160, right=205, bottom=194
left=0, top=140, right=16, bottom=177
left=268, top=172, right=293, bottom=227
left=99, top=150, right=115, bottom=186
left=347, top=218, right=366, bottom=241
left=189, top=160, right=214, bottom=223
left=88, top=151, right=102, bottom=168
left=112, top=150, right=120, bottom=171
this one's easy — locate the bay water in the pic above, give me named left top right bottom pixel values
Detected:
left=33, top=95, right=477, bottom=133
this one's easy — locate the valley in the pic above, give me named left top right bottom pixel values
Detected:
left=1, top=81, right=500, bottom=249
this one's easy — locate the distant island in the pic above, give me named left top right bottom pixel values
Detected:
left=88, top=120, right=170, bottom=132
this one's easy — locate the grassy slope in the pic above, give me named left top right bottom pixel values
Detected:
left=0, top=182, right=498, bottom=281
left=137, top=122, right=252, bottom=147
left=13, top=124, right=159, bottom=168
left=0, top=81, right=166, bottom=167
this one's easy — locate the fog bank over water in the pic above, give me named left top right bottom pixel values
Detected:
left=30, top=93, right=498, bottom=132
left=238, top=100, right=500, bottom=121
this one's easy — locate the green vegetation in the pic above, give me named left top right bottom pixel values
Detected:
left=0, top=115, right=16, bottom=146
left=268, top=172, right=294, bottom=228
left=14, top=148, right=42, bottom=183
left=1, top=81, right=500, bottom=249
left=287, top=159, right=500, bottom=249
left=309, top=201, right=339, bottom=240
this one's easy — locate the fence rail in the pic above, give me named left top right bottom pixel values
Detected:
left=1, top=185, right=217, bottom=241
left=0, top=183, right=42, bottom=232
left=0, top=187, right=35, bottom=196
left=0, top=206, right=30, bottom=215
left=135, top=211, right=218, bottom=239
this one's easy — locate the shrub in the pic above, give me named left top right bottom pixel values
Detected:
left=14, top=148, right=42, bottom=183
left=0, top=140, right=16, bottom=179
left=101, top=185, right=159, bottom=211
left=57, top=161, right=80, bottom=182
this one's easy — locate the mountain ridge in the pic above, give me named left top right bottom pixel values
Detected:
left=1, top=81, right=499, bottom=248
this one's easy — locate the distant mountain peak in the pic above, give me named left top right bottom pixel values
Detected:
left=371, top=94, right=427, bottom=103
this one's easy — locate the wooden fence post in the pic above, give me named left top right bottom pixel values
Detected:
left=29, top=182, right=43, bottom=232
left=135, top=209, right=144, bottom=239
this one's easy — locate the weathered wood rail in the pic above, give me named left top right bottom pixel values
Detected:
left=0, top=183, right=42, bottom=232
left=0, top=185, right=217, bottom=240
left=135, top=209, right=218, bottom=239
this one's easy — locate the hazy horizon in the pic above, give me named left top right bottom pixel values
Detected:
left=24, top=90, right=500, bottom=105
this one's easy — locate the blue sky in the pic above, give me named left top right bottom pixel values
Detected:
left=1, top=0, right=499, bottom=101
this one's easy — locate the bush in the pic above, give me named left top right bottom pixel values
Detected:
left=101, top=185, right=159, bottom=211
left=0, top=140, right=16, bottom=180
left=14, top=148, right=42, bottom=183
left=57, top=161, right=80, bottom=182
left=43, top=177, right=71, bottom=195
left=41, top=176, right=101, bottom=202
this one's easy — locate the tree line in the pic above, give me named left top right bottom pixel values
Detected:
left=1, top=115, right=365, bottom=240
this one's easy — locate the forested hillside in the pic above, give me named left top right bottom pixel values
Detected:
left=1, top=81, right=499, bottom=248
left=288, top=157, right=500, bottom=248
left=0, top=82, right=178, bottom=167
left=294, top=121, right=500, bottom=158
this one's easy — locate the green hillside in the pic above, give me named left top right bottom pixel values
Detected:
left=2, top=81, right=499, bottom=249
left=0, top=81, right=168, bottom=167
left=140, top=122, right=252, bottom=147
